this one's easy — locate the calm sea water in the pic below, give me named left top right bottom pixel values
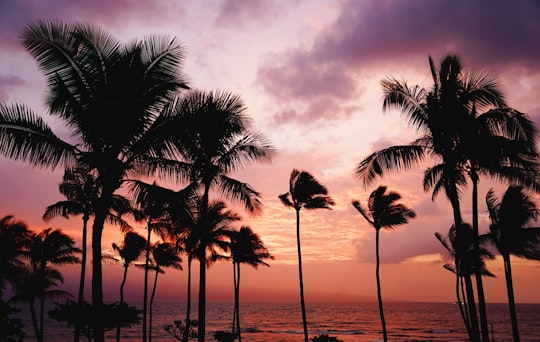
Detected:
left=15, top=301, right=540, bottom=341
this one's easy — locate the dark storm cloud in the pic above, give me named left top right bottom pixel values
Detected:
left=259, top=0, right=540, bottom=126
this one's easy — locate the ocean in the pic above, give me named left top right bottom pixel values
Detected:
left=14, top=301, right=540, bottom=341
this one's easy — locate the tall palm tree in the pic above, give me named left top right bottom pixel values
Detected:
left=279, top=169, right=335, bottom=342
left=0, top=215, right=32, bottom=300
left=0, top=20, right=189, bottom=341
left=14, top=228, right=81, bottom=342
left=106, top=231, right=147, bottom=342
left=43, top=164, right=133, bottom=342
left=227, top=226, right=273, bottom=342
left=352, top=186, right=416, bottom=342
left=485, top=185, right=540, bottom=342
left=355, top=54, right=538, bottom=341
left=143, top=242, right=182, bottom=342
left=171, top=89, right=274, bottom=341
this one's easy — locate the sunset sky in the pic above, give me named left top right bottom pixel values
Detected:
left=1, top=0, right=539, bottom=304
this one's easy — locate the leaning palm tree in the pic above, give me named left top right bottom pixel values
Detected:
left=355, top=54, right=538, bottom=341
left=352, top=186, right=416, bottom=342
left=142, top=242, right=183, bottom=342
left=279, top=169, right=335, bottom=342
left=16, top=228, right=81, bottom=342
left=0, top=20, right=190, bottom=342
left=171, top=89, right=274, bottom=342
left=43, top=164, right=133, bottom=342
left=0, top=215, right=32, bottom=300
left=485, top=185, right=540, bottom=342
left=227, top=226, right=273, bottom=342
left=105, top=231, right=147, bottom=342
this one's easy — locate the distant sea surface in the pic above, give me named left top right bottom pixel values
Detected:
left=16, top=301, right=540, bottom=341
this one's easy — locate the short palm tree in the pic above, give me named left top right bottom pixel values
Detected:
left=106, top=231, right=147, bottom=342
left=171, top=89, right=274, bottom=342
left=0, top=20, right=190, bottom=342
left=43, top=165, right=133, bottom=341
left=352, top=186, right=416, bottom=342
left=227, top=226, right=273, bottom=342
left=143, top=242, right=182, bottom=342
left=485, top=185, right=540, bottom=342
left=435, top=223, right=496, bottom=340
left=13, top=228, right=81, bottom=342
left=0, top=215, right=32, bottom=300
left=279, top=169, right=335, bottom=342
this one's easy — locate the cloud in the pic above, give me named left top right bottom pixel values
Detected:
left=214, top=0, right=281, bottom=28
left=257, top=0, right=540, bottom=128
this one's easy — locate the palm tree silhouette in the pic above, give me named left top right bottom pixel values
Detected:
left=355, top=54, right=538, bottom=341
left=485, top=185, right=540, bottom=342
left=105, top=231, right=147, bottom=342
left=43, top=165, right=133, bottom=341
left=12, top=228, right=81, bottom=342
left=0, top=215, right=32, bottom=300
left=279, top=169, right=335, bottom=342
left=352, top=186, right=416, bottom=342
left=142, top=242, right=182, bottom=342
left=227, top=226, right=273, bottom=342
left=0, top=20, right=189, bottom=342
left=171, top=89, right=274, bottom=341
left=435, top=223, right=496, bottom=339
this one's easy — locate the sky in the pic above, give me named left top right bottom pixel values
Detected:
left=1, top=0, right=540, bottom=304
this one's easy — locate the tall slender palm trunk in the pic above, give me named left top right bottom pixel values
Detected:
left=91, top=211, right=107, bottom=342
left=74, top=218, right=88, bottom=342
left=143, top=221, right=152, bottom=342
left=116, top=266, right=129, bottom=342
left=232, top=263, right=237, bottom=337
left=375, top=229, right=387, bottom=342
left=149, top=270, right=160, bottom=342
left=296, top=209, right=309, bottom=342
left=504, top=254, right=520, bottom=342
left=471, top=178, right=489, bottom=342
left=235, top=264, right=242, bottom=342
left=197, top=186, right=210, bottom=342
left=183, top=257, right=192, bottom=342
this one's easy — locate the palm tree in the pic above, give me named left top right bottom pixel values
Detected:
left=355, top=54, right=538, bottom=341
left=279, top=169, right=335, bottom=342
left=106, top=231, right=147, bottom=342
left=352, top=186, right=416, bottom=342
left=144, top=242, right=182, bottom=342
left=227, top=226, right=273, bottom=342
left=14, top=228, right=81, bottom=342
left=0, top=20, right=190, bottom=342
left=43, top=164, right=133, bottom=342
left=0, top=215, right=32, bottom=300
left=435, top=223, right=496, bottom=340
left=485, top=185, right=540, bottom=342
left=171, top=89, right=274, bottom=341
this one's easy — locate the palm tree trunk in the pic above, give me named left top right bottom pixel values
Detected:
left=504, top=254, right=520, bottom=342
left=92, top=194, right=112, bottom=342
left=236, top=263, right=241, bottom=342
left=143, top=222, right=152, bottom=342
left=197, top=185, right=211, bottom=342
left=455, top=272, right=472, bottom=340
left=116, top=265, right=129, bottom=342
left=232, top=263, right=237, bottom=337
left=149, top=270, right=159, bottom=342
left=39, top=285, right=45, bottom=342
left=29, top=300, right=41, bottom=342
left=74, top=218, right=88, bottom=342
left=464, top=273, right=481, bottom=342
left=471, top=177, right=489, bottom=342
left=375, top=229, right=387, bottom=342
left=183, top=258, right=192, bottom=342
left=296, top=208, right=309, bottom=342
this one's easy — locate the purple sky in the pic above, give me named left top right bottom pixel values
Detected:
left=1, top=0, right=539, bottom=303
